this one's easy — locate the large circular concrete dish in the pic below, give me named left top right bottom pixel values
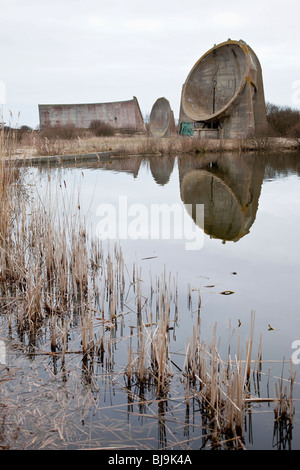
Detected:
left=149, top=97, right=175, bottom=137
left=181, top=40, right=255, bottom=123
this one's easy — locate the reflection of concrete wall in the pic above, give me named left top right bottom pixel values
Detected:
left=93, top=158, right=142, bottom=178
left=179, top=39, right=267, bottom=139
left=149, top=98, right=176, bottom=137
left=178, top=153, right=265, bottom=242
left=39, top=97, right=145, bottom=132
left=38, top=155, right=143, bottom=178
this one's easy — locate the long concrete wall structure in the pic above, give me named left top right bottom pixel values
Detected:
left=39, top=96, right=145, bottom=132
left=179, top=39, right=267, bottom=139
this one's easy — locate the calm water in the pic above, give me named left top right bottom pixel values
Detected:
left=1, top=151, right=300, bottom=450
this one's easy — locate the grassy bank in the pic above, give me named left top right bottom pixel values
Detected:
left=3, top=130, right=300, bottom=162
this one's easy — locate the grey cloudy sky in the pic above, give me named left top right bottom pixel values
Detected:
left=1, top=0, right=300, bottom=128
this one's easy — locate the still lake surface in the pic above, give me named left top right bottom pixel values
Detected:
left=1, top=151, right=300, bottom=450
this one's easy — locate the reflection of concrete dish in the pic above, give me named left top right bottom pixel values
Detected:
left=181, top=170, right=247, bottom=242
left=179, top=39, right=267, bottom=139
left=149, top=155, right=175, bottom=186
left=178, top=153, right=266, bottom=243
left=149, top=97, right=176, bottom=137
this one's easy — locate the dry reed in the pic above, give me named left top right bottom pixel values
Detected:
left=0, top=146, right=297, bottom=449
left=180, top=310, right=291, bottom=446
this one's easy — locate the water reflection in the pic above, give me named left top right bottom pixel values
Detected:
left=178, top=154, right=265, bottom=242
left=38, top=152, right=267, bottom=243
left=53, top=154, right=143, bottom=178
left=35, top=151, right=300, bottom=247
left=1, top=151, right=300, bottom=450
left=149, top=155, right=175, bottom=186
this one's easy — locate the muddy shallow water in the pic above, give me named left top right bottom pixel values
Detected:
left=1, top=151, right=300, bottom=450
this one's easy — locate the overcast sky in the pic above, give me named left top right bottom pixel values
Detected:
left=1, top=0, right=300, bottom=128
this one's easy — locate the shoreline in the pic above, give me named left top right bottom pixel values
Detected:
left=3, top=135, right=299, bottom=165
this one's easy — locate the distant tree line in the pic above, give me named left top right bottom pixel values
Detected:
left=266, top=102, right=300, bottom=138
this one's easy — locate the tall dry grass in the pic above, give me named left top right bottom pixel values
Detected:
left=0, top=113, right=19, bottom=158
left=3, top=122, right=299, bottom=161
left=0, top=143, right=297, bottom=448
left=180, top=311, right=295, bottom=445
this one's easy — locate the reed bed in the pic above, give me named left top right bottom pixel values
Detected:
left=181, top=314, right=252, bottom=443
left=3, top=122, right=300, bottom=162
left=0, top=114, right=20, bottom=158
left=0, top=158, right=298, bottom=450
left=124, top=266, right=176, bottom=396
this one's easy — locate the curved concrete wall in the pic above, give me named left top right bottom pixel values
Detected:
left=179, top=39, right=267, bottom=139
left=149, top=97, right=176, bottom=137
left=39, top=96, right=145, bottom=132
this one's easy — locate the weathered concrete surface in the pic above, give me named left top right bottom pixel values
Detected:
left=179, top=39, right=267, bottom=139
left=39, top=97, right=145, bottom=132
left=149, top=97, right=176, bottom=137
